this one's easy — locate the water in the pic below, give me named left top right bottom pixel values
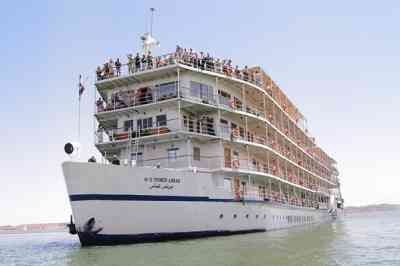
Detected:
left=1, top=210, right=399, bottom=266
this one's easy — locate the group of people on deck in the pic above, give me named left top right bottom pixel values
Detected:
left=96, top=52, right=156, bottom=80
left=96, top=58, right=122, bottom=80
left=174, top=45, right=259, bottom=83
left=95, top=45, right=261, bottom=84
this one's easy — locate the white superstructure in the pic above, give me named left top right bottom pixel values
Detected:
left=62, top=39, right=343, bottom=246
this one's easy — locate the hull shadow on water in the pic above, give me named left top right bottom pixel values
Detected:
left=65, top=221, right=343, bottom=266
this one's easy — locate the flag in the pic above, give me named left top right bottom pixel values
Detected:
left=78, top=74, right=85, bottom=99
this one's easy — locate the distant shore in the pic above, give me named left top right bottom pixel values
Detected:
left=345, top=203, right=400, bottom=213
left=0, top=223, right=67, bottom=234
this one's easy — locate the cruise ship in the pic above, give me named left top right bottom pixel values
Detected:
left=62, top=33, right=344, bottom=246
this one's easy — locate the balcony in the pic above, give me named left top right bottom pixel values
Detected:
left=96, top=112, right=335, bottom=185
left=96, top=117, right=218, bottom=146
left=94, top=50, right=336, bottom=174
left=96, top=83, right=178, bottom=114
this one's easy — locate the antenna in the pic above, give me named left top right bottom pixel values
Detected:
left=141, top=7, right=160, bottom=55
left=150, top=8, right=155, bottom=36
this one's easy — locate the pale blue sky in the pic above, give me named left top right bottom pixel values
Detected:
left=1, top=1, right=399, bottom=225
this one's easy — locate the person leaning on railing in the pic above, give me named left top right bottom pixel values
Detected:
left=108, top=58, right=115, bottom=77
left=115, top=58, right=122, bottom=76
left=96, top=97, right=104, bottom=112
left=96, top=46, right=266, bottom=86
left=96, top=66, right=102, bottom=80
left=134, top=53, right=141, bottom=72
left=127, top=54, right=134, bottom=74
left=147, top=51, right=153, bottom=69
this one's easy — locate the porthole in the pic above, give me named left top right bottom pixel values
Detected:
left=219, top=214, right=223, bottom=219
left=264, top=214, right=266, bottom=219
left=246, top=214, right=249, bottom=219
left=256, top=214, right=259, bottom=219
left=233, top=214, right=237, bottom=219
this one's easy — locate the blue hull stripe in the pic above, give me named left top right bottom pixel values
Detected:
left=70, top=194, right=269, bottom=203
left=78, top=229, right=266, bottom=246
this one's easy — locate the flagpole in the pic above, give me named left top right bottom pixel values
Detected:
left=78, top=96, right=81, bottom=141
left=78, top=74, right=82, bottom=142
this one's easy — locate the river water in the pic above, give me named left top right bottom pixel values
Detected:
left=1, top=210, right=399, bottom=266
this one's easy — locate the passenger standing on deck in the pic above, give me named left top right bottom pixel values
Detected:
left=147, top=52, right=153, bottom=69
left=108, top=58, right=115, bottom=77
left=115, top=58, right=122, bottom=76
left=134, top=53, right=141, bottom=72
left=234, top=65, right=241, bottom=78
left=127, top=54, right=134, bottom=74
left=243, top=65, right=249, bottom=81
left=96, top=66, right=102, bottom=80
left=103, top=63, right=110, bottom=77
left=141, top=54, right=146, bottom=70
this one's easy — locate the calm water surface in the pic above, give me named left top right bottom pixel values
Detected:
left=1, top=210, right=399, bottom=266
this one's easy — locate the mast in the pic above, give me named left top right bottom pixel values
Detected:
left=141, top=8, right=159, bottom=55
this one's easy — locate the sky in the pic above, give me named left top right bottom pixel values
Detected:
left=1, top=1, right=399, bottom=225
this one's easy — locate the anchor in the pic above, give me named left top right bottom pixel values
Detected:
left=67, top=215, right=77, bottom=235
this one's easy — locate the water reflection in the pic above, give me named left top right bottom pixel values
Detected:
left=65, top=222, right=343, bottom=266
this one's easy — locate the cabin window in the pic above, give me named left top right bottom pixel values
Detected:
left=137, top=117, right=153, bottom=129
left=220, top=119, right=229, bottom=137
left=223, top=178, right=232, bottom=192
left=167, top=147, right=179, bottom=162
left=156, top=81, right=177, bottom=100
left=130, top=152, right=143, bottom=166
left=193, top=147, right=200, bottom=161
left=218, top=90, right=231, bottom=106
left=124, top=120, right=134, bottom=131
left=156, top=115, right=167, bottom=127
left=190, top=81, right=214, bottom=102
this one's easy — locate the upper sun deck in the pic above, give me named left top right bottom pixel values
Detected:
left=94, top=47, right=337, bottom=171
left=95, top=48, right=307, bottom=127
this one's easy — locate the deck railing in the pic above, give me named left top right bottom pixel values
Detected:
left=95, top=51, right=336, bottom=173
left=98, top=152, right=326, bottom=208
left=95, top=80, right=333, bottom=177
left=95, top=52, right=263, bottom=87
left=96, top=116, right=335, bottom=183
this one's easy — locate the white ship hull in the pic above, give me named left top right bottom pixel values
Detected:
left=62, top=162, right=337, bottom=246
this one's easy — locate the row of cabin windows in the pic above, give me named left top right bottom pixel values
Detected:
left=272, top=215, right=314, bottom=223
left=130, top=147, right=201, bottom=164
left=124, top=114, right=167, bottom=131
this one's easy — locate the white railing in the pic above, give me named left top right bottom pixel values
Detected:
left=96, top=115, right=335, bottom=183
left=98, top=152, right=328, bottom=207
left=96, top=53, right=177, bottom=81
left=96, top=85, right=178, bottom=113
left=95, top=51, right=263, bottom=87
left=94, top=50, right=336, bottom=174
